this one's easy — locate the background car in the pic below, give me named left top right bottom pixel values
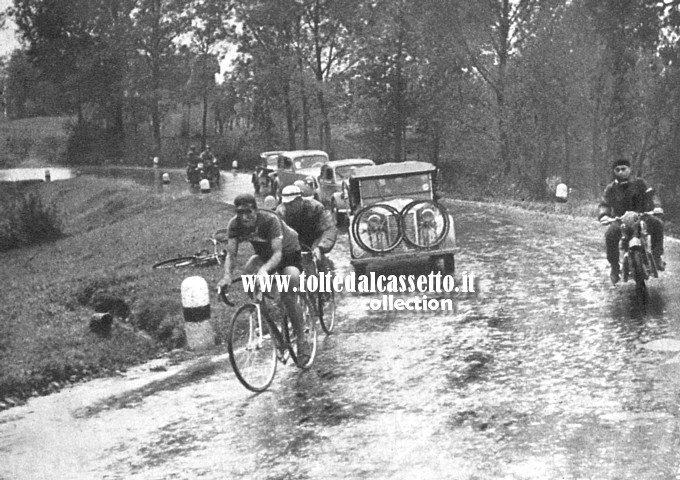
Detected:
left=346, top=161, right=456, bottom=276
left=317, top=158, right=375, bottom=225
left=252, top=151, right=282, bottom=194
left=270, top=150, right=329, bottom=199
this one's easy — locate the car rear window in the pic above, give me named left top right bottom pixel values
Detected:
left=359, top=174, right=432, bottom=201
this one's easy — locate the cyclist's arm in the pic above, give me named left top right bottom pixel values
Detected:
left=260, top=237, right=283, bottom=275
left=220, top=238, right=239, bottom=286
left=312, top=208, right=338, bottom=254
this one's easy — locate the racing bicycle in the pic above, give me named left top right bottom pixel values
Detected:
left=218, top=279, right=317, bottom=392
left=152, top=229, right=229, bottom=269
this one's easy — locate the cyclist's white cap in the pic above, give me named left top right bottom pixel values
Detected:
left=281, top=185, right=302, bottom=203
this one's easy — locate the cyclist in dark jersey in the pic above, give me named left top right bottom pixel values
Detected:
left=218, top=193, right=310, bottom=360
left=276, top=185, right=337, bottom=271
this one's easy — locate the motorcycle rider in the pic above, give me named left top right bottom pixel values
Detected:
left=200, top=145, right=219, bottom=183
left=186, top=145, right=199, bottom=183
left=276, top=185, right=337, bottom=272
left=598, top=158, right=664, bottom=284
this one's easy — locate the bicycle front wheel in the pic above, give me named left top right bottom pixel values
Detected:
left=227, top=303, right=277, bottom=392
left=152, top=256, right=197, bottom=269
left=318, top=289, right=336, bottom=334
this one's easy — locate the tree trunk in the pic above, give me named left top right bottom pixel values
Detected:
left=312, top=1, right=333, bottom=157
left=283, top=80, right=296, bottom=150
left=202, top=90, right=208, bottom=150
left=498, top=0, right=511, bottom=176
left=298, top=58, right=310, bottom=149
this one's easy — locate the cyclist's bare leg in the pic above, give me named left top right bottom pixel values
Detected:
left=280, top=265, right=304, bottom=341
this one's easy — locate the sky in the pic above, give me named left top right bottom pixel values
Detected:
left=0, top=0, right=19, bottom=57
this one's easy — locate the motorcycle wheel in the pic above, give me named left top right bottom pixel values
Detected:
left=629, top=249, right=647, bottom=301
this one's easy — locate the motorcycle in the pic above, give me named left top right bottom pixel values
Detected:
left=602, top=210, right=661, bottom=296
left=186, top=162, right=205, bottom=185
left=206, top=160, right=221, bottom=185
left=187, top=161, right=220, bottom=186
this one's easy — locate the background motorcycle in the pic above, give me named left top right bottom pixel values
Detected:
left=601, top=210, right=661, bottom=298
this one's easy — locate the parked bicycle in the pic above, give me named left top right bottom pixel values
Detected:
left=300, top=246, right=336, bottom=334
left=152, top=229, right=229, bottom=269
left=218, top=278, right=317, bottom=392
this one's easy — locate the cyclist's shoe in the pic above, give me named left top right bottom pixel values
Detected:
left=654, top=254, right=666, bottom=271
left=610, top=264, right=620, bottom=285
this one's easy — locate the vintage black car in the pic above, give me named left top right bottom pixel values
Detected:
left=317, top=158, right=375, bottom=224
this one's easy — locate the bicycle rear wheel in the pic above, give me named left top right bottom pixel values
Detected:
left=152, top=256, right=197, bottom=269
left=227, top=303, right=277, bottom=392
left=284, top=295, right=318, bottom=369
left=318, top=289, right=336, bottom=334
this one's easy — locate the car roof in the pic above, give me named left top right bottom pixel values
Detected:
left=351, top=161, right=437, bottom=179
left=260, top=150, right=284, bottom=159
left=326, top=158, right=375, bottom=168
left=280, top=150, right=328, bottom=159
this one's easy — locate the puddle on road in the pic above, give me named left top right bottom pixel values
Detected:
left=257, top=202, right=680, bottom=479
left=3, top=201, right=680, bottom=479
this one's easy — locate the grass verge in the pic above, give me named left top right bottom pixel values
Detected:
left=0, top=177, right=239, bottom=409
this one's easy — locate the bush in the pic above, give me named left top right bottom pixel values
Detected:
left=0, top=190, right=63, bottom=251
left=65, top=121, right=124, bottom=165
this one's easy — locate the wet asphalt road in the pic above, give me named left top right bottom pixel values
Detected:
left=2, top=171, right=680, bottom=479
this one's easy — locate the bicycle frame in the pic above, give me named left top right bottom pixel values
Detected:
left=152, top=229, right=228, bottom=269
left=219, top=285, right=286, bottom=350
left=218, top=280, right=317, bottom=392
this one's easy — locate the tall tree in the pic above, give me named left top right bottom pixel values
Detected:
left=3, top=49, right=39, bottom=118
left=187, top=0, right=234, bottom=148
left=450, top=0, right=539, bottom=176
left=132, top=0, right=191, bottom=154
left=584, top=0, right=660, bottom=176
left=297, top=0, right=364, bottom=157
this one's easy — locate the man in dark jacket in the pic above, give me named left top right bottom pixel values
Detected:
left=598, top=158, right=664, bottom=284
left=276, top=185, right=338, bottom=270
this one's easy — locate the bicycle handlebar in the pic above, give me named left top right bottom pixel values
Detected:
left=217, top=276, right=276, bottom=307
left=217, top=285, right=235, bottom=307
